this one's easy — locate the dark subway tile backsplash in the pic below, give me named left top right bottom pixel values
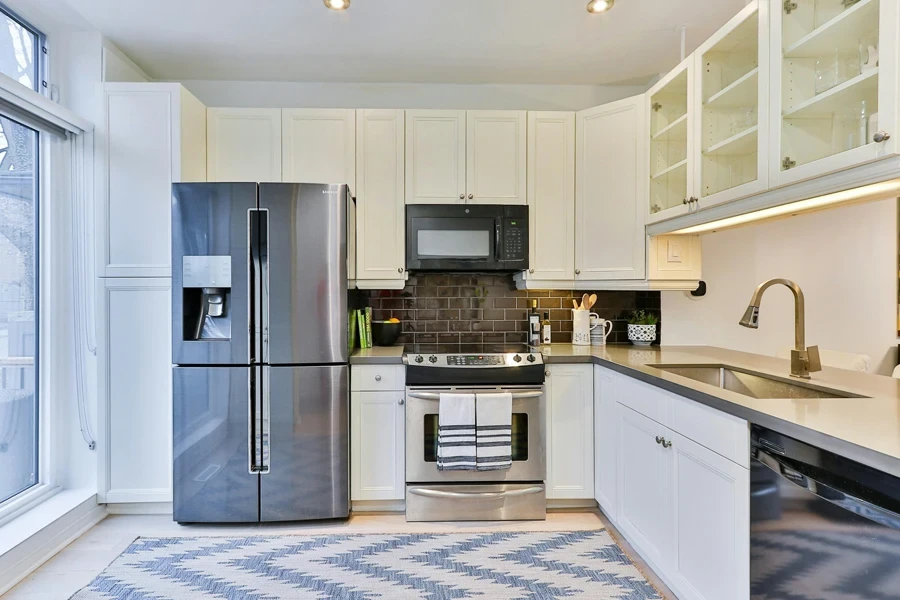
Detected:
left=362, top=274, right=661, bottom=353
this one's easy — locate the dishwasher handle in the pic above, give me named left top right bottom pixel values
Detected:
left=755, top=448, right=900, bottom=530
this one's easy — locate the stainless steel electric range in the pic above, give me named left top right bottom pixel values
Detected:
left=403, top=351, right=546, bottom=522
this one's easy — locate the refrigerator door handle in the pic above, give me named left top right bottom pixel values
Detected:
left=249, top=209, right=263, bottom=364
left=249, top=367, right=263, bottom=473
left=259, top=208, right=270, bottom=364
left=261, top=366, right=271, bottom=474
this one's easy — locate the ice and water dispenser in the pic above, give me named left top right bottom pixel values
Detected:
left=182, top=256, right=232, bottom=341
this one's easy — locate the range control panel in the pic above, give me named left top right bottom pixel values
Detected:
left=408, top=353, right=544, bottom=368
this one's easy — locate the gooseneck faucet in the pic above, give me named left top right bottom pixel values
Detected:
left=738, top=278, right=822, bottom=379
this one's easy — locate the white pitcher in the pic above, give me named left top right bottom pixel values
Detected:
left=572, top=310, right=599, bottom=346
left=590, top=316, right=614, bottom=346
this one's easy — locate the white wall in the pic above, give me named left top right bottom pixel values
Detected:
left=662, top=198, right=899, bottom=375
left=179, top=80, right=648, bottom=111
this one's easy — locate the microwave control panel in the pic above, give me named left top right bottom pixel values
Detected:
left=503, top=218, right=527, bottom=261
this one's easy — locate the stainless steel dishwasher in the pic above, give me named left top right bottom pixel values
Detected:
left=750, top=425, right=900, bottom=599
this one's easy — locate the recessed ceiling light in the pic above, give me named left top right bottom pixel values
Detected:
left=324, top=0, right=350, bottom=10
left=587, top=0, right=614, bottom=13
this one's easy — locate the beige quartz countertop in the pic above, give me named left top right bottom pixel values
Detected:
left=349, top=346, right=405, bottom=364
left=349, top=344, right=900, bottom=477
left=544, top=344, right=900, bottom=478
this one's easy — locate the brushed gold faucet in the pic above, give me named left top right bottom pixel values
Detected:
left=738, top=278, right=822, bottom=379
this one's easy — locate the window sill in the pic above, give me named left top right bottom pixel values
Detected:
left=0, top=487, right=104, bottom=594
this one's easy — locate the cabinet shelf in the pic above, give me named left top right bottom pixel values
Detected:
left=651, top=159, right=688, bottom=181
left=705, top=68, right=759, bottom=109
left=784, top=0, right=879, bottom=58
left=704, top=126, right=758, bottom=156
left=651, top=114, right=688, bottom=142
left=784, top=68, right=879, bottom=118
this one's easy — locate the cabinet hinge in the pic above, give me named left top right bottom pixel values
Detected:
left=651, top=102, right=663, bottom=112
left=782, top=157, right=797, bottom=171
left=783, top=0, right=798, bottom=14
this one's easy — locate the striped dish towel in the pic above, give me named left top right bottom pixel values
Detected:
left=475, top=392, right=512, bottom=471
left=437, top=393, right=476, bottom=471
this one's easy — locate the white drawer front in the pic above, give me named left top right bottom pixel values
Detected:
left=351, top=365, right=406, bottom=391
left=672, top=395, right=749, bottom=468
left=616, top=374, right=673, bottom=428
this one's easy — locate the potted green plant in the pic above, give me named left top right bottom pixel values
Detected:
left=627, top=310, right=659, bottom=346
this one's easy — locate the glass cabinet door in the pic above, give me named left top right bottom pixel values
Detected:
left=773, top=0, right=898, bottom=186
left=696, top=1, right=767, bottom=207
left=648, top=58, right=693, bottom=222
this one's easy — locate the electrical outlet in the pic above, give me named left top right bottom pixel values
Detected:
left=667, top=239, right=683, bottom=263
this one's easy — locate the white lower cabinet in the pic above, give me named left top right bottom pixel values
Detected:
left=615, top=404, right=674, bottom=569
left=612, top=375, right=750, bottom=600
left=670, top=431, right=749, bottom=600
left=350, top=366, right=406, bottom=502
left=593, top=364, right=617, bottom=520
left=545, top=364, right=594, bottom=500
left=99, top=278, right=173, bottom=503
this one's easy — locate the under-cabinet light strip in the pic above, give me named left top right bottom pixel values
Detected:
left=669, top=179, right=900, bottom=235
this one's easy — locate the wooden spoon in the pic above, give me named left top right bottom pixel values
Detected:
left=581, top=294, right=590, bottom=311
left=572, top=298, right=580, bottom=310
left=587, top=294, right=597, bottom=310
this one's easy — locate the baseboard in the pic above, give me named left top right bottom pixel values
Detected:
left=547, top=499, right=598, bottom=510
left=350, top=500, right=405, bottom=513
left=0, top=493, right=107, bottom=595
left=105, top=502, right=173, bottom=515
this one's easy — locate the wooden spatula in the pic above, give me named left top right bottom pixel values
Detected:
left=581, top=294, right=590, bottom=311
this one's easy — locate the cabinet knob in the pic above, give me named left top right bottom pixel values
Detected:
left=682, top=198, right=688, bottom=205
left=655, top=436, right=663, bottom=445
left=529, top=268, right=535, bottom=274
left=459, top=194, right=465, bottom=200
left=468, top=194, right=474, bottom=200
left=575, top=269, right=581, bottom=275
left=398, top=267, right=404, bottom=273
left=874, top=131, right=891, bottom=143
left=375, top=375, right=382, bottom=381
left=398, top=398, right=405, bottom=406
left=545, top=370, right=550, bottom=378
left=662, top=439, right=673, bottom=449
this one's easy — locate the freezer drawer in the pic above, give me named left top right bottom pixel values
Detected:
left=260, top=365, right=349, bottom=521
left=173, top=366, right=259, bottom=523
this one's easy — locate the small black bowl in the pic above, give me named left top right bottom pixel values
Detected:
left=371, top=322, right=402, bottom=346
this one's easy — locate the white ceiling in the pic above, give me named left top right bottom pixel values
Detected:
left=55, top=0, right=748, bottom=85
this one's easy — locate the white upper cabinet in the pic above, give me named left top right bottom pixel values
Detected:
left=207, top=108, right=281, bottom=182
left=406, top=110, right=467, bottom=204
left=695, top=0, right=769, bottom=208
left=576, top=96, right=648, bottom=281
left=647, top=58, right=695, bottom=224
left=546, top=365, right=594, bottom=500
left=282, top=109, right=356, bottom=188
left=355, top=109, right=406, bottom=284
left=526, top=112, right=576, bottom=281
left=772, top=0, right=900, bottom=187
left=466, top=111, right=527, bottom=204
left=103, top=83, right=206, bottom=277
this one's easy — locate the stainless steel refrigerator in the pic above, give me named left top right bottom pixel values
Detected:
left=171, top=182, right=354, bottom=523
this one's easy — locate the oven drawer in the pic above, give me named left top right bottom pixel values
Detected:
left=405, top=484, right=546, bottom=522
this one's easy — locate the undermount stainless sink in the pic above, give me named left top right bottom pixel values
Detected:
left=647, top=364, right=867, bottom=400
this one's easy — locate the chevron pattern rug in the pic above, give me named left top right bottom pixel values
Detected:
left=71, top=530, right=662, bottom=599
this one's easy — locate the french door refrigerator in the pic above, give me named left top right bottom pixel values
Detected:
left=171, top=182, right=354, bottom=523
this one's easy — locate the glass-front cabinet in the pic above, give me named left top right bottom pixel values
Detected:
left=772, top=0, right=899, bottom=187
left=696, top=1, right=769, bottom=207
left=648, top=58, right=694, bottom=222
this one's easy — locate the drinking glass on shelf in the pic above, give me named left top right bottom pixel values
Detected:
left=832, top=101, right=868, bottom=154
left=816, top=49, right=861, bottom=95
left=730, top=107, right=757, bottom=136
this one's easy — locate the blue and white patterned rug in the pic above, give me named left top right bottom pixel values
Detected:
left=71, top=531, right=662, bottom=599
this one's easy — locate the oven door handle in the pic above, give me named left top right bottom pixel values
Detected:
left=408, top=486, right=544, bottom=500
left=406, top=391, right=543, bottom=401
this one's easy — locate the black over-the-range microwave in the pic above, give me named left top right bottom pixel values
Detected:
left=405, top=204, right=529, bottom=272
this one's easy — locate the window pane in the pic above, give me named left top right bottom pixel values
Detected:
left=0, top=116, right=38, bottom=504
left=0, top=8, right=37, bottom=91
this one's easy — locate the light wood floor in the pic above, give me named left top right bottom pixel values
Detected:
left=2, top=510, right=674, bottom=599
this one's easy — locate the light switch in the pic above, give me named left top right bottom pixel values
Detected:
left=667, top=240, right=683, bottom=263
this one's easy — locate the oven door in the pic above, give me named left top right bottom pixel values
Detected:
left=405, top=386, right=546, bottom=483
left=406, top=207, right=501, bottom=271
